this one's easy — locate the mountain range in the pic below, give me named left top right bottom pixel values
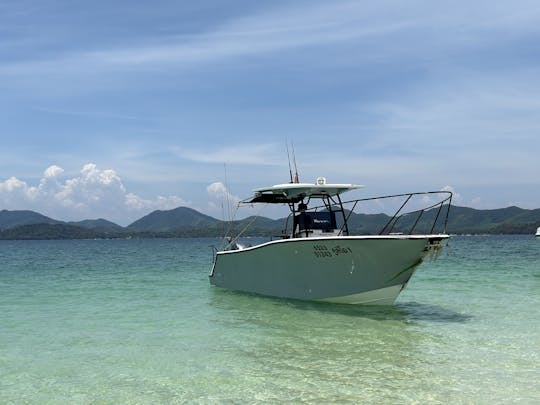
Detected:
left=0, top=205, right=539, bottom=240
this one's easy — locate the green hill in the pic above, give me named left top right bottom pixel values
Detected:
left=127, top=207, right=219, bottom=232
left=446, top=206, right=540, bottom=234
left=349, top=205, right=540, bottom=235
left=0, top=210, right=61, bottom=230
left=0, top=204, right=539, bottom=239
left=69, top=218, right=124, bottom=231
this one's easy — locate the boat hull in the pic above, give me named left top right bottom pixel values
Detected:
left=210, top=235, right=446, bottom=305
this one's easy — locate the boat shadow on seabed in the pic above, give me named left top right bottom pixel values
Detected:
left=211, top=288, right=471, bottom=324
left=286, top=298, right=471, bottom=324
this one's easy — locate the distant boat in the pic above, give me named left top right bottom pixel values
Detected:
left=210, top=176, right=452, bottom=305
left=536, top=227, right=540, bottom=237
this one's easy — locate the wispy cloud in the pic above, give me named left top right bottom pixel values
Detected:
left=0, top=2, right=412, bottom=75
left=3, top=0, right=539, bottom=78
left=175, top=143, right=282, bottom=165
left=31, top=106, right=146, bottom=121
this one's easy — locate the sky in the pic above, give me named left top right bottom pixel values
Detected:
left=1, top=0, right=539, bottom=225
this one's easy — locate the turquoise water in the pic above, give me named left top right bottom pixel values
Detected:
left=1, top=236, right=539, bottom=404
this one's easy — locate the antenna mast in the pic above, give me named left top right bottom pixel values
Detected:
left=286, top=141, right=294, bottom=183
left=291, top=142, right=299, bottom=183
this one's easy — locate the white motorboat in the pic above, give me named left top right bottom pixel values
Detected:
left=209, top=177, right=452, bottom=305
left=536, top=227, right=540, bottom=237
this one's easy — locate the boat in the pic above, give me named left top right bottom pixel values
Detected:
left=536, top=227, right=540, bottom=237
left=209, top=177, right=452, bottom=305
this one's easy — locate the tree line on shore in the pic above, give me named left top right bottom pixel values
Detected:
left=1, top=205, right=539, bottom=240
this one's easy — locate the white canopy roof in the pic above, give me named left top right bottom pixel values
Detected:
left=247, top=178, right=363, bottom=203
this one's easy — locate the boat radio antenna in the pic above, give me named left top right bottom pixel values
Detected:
left=291, top=141, right=299, bottom=183
left=286, top=141, right=294, bottom=183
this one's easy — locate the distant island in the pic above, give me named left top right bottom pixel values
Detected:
left=1, top=205, right=539, bottom=240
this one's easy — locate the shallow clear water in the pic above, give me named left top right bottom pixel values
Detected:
left=1, top=236, right=539, bottom=404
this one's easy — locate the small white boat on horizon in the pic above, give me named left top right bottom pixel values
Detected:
left=536, top=226, right=540, bottom=237
left=209, top=177, right=452, bottom=305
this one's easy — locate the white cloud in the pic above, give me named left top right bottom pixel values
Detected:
left=205, top=180, right=277, bottom=220
left=206, top=181, right=242, bottom=219
left=441, top=185, right=461, bottom=200
left=177, top=143, right=281, bottom=165
left=0, top=163, right=187, bottom=225
left=43, top=165, right=64, bottom=178
left=207, top=182, right=228, bottom=198
left=0, top=177, right=26, bottom=193
left=207, top=181, right=241, bottom=204
left=125, top=193, right=186, bottom=211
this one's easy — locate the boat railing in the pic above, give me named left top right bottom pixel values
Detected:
left=346, top=190, right=452, bottom=235
left=286, top=191, right=452, bottom=237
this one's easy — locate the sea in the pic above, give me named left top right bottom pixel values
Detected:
left=0, top=235, right=538, bottom=404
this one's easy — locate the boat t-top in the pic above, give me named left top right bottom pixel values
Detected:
left=210, top=177, right=452, bottom=305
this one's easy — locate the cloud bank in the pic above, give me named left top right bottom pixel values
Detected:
left=0, top=163, right=187, bottom=225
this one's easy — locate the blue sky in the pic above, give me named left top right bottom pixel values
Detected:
left=1, top=0, right=539, bottom=225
